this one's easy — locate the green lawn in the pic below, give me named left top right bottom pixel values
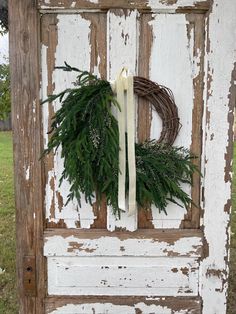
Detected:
left=0, top=132, right=18, bottom=313
left=0, top=131, right=235, bottom=313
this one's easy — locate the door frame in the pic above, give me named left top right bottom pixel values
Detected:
left=9, top=1, right=236, bottom=313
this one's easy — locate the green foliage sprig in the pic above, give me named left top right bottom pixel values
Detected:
left=42, top=63, right=199, bottom=217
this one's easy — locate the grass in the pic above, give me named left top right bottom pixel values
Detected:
left=0, top=131, right=18, bottom=313
left=0, top=131, right=235, bottom=313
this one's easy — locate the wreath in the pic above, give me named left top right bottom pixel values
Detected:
left=42, top=63, right=198, bottom=217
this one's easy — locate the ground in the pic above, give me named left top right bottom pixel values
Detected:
left=0, top=131, right=235, bottom=313
left=0, top=131, right=18, bottom=313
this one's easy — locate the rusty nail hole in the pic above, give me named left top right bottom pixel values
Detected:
left=26, top=266, right=33, bottom=272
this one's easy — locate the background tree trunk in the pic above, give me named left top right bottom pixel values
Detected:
left=0, top=0, right=8, bottom=31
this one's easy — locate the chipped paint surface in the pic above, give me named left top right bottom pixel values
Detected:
left=41, top=10, right=205, bottom=230
left=25, top=166, right=30, bottom=181
left=45, top=232, right=201, bottom=297
left=42, top=14, right=97, bottom=228
left=48, top=302, right=198, bottom=314
left=47, top=256, right=199, bottom=296
left=44, top=234, right=203, bottom=257
left=107, top=9, right=138, bottom=231
left=147, top=13, right=203, bottom=228
left=199, top=1, right=236, bottom=313
left=38, top=0, right=210, bottom=11
left=39, top=0, right=236, bottom=312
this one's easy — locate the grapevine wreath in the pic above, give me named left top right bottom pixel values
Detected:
left=42, top=63, right=198, bottom=217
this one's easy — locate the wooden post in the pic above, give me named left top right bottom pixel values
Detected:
left=8, top=1, right=44, bottom=313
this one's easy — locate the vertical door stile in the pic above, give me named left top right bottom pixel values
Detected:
left=107, top=9, right=138, bottom=232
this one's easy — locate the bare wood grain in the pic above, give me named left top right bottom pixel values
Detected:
left=41, top=14, right=60, bottom=228
left=45, top=296, right=201, bottom=314
left=137, top=13, right=155, bottom=229
left=9, top=1, right=45, bottom=313
left=38, top=0, right=211, bottom=12
left=180, top=13, right=205, bottom=229
left=82, top=12, right=108, bottom=228
left=44, top=227, right=203, bottom=241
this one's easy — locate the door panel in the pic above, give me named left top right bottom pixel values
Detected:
left=44, top=230, right=202, bottom=297
left=41, top=10, right=204, bottom=230
left=41, top=8, right=205, bottom=311
left=47, top=257, right=199, bottom=296
left=139, top=13, right=205, bottom=228
left=42, top=13, right=107, bottom=229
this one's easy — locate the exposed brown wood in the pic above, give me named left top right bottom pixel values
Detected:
left=38, top=0, right=210, bottom=12
left=44, top=227, right=203, bottom=241
left=138, top=208, right=155, bottom=229
left=45, top=296, right=201, bottom=314
left=180, top=13, right=205, bottom=229
left=82, top=12, right=108, bottom=228
left=9, top=1, right=45, bottom=313
left=137, top=13, right=152, bottom=144
left=137, top=13, right=155, bottom=229
left=41, top=14, right=60, bottom=229
left=90, top=194, right=107, bottom=229
left=45, top=218, right=67, bottom=228
left=82, top=12, right=107, bottom=79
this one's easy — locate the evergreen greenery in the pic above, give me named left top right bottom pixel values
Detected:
left=42, top=63, right=199, bottom=217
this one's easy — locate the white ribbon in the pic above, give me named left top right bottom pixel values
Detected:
left=111, top=68, right=136, bottom=215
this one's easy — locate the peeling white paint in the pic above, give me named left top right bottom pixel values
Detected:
left=32, top=100, right=36, bottom=122
left=48, top=302, right=197, bottom=314
left=39, top=2, right=236, bottom=312
left=42, top=14, right=97, bottom=228
left=41, top=43, right=49, bottom=148
left=107, top=10, right=138, bottom=231
left=87, top=0, right=99, bottom=3
left=92, top=54, right=101, bottom=77
left=25, top=166, right=30, bottom=181
left=45, top=169, right=55, bottom=221
left=192, top=48, right=202, bottom=79
left=39, top=0, right=209, bottom=11
left=44, top=234, right=203, bottom=257
left=47, top=256, right=198, bottom=296
left=42, top=10, right=203, bottom=230
left=147, top=0, right=208, bottom=10
left=199, top=1, right=236, bottom=313
left=149, top=14, right=194, bottom=227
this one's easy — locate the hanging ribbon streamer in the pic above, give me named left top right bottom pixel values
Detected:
left=111, top=68, right=136, bottom=215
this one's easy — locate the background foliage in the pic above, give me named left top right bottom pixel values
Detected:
left=0, top=0, right=8, bottom=33
left=0, top=63, right=10, bottom=120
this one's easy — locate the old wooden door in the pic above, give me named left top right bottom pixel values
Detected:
left=9, top=0, right=236, bottom=313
